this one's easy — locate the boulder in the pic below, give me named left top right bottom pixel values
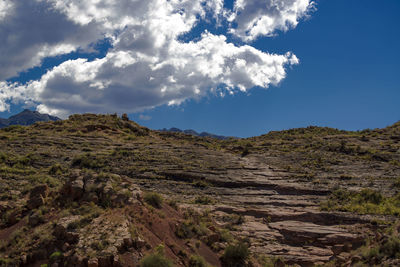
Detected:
left=28, top=212, right=43, bottom=226
left=54, top=216, right=81, bottom=241
left=207, top=233, right=220, bottom=244
left=135, top=236, right=146, bottom=249
left=27, top=184, right=49, bottom=209
left=70, top=177, right=85, bottom=200
left=88, top=258, right=99, bottom=267
left=98, top=255, right=113, bottom=267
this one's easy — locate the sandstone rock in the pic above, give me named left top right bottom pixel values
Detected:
left=351, top=255, right=362, bottom=264
left=98, top=255, right=113, bottom=267
left=269, top=220, right=358, bottom=247
left=66, top=254, right=86, bottom=267
left=88, top=258, right=99, bottom=267
left=28, top=212, right=43, bottom=226
left=32, top=249, right=48, bottom=261
left=113, top=255, right=122, bottom=267
left=0, top=201, right=9, bottom=212
left=54, top=216, right=81, bottom=242
left=275, top=258, right=285, bottom=267
left=66, top=232, right=80, bottom=244
left=331, top=244, right=345, bottom=255
left=5, top=210, right=20, bottom=225
left=70, top=177, right=85, bottom=200
left=123, top=237, right=133, bottom=248
left=207, top=233, right=220, bottom=244
left=62, top=242, right=70, bottom=252
left=336, top=252, right=350, bottom=263
left=27, top=184, right=49, bottom=209
left=20, top=254, right=27, bottom=265
left=135, top=236, right=146, bottom=249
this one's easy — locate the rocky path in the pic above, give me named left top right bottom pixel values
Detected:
left=131, top=153, right=369, bottom=266
left=207, top=156, right=365, bottom=266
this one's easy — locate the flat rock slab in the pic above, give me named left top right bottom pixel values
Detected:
left=269, top=220, right=358, bottom=247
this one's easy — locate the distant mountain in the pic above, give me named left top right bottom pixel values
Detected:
left=0, top=109, right=61, bottom=128
left=160, top=127, right=235, bottom=140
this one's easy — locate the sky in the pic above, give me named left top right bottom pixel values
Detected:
left=0, top=0, right=399, bottom=137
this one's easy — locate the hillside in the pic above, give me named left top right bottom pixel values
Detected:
left=0, top=114, right=399, bottom=267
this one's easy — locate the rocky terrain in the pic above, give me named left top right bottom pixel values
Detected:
left=0, top=114, right=399, bottom=266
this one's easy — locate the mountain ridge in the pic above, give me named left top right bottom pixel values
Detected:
left=160, top=127, right=235, bottom=140
left=0, top=109, right=60, bottom=128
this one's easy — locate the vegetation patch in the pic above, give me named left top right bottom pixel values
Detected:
left=188, top=254, right=209, bottom=267
left=221, top=242, right=250, bottom=267
left=140, top=245, right=174, bottom=267
left=144, top=192, right=163, bottom=209
left=321, top=188, right=400, bottom=216
left=71, top=153, right=105, bottom=169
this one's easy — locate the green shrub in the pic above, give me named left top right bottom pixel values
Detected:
left=0, top=152, right=7, bottom=163
left=188, top=255, right=208, bottom=267
left=259, top=256, right=286, bottom=267
left=49, top=163, right=63, bottom=175
left=194, top=196, right=214, bottom=205
left=192, top=180, right=211, bottom=188
left=140, top=245, right=174, bottom=267
left=49, top=251, right=63, bottom=262
left=175, top=220, right=208, bottom=239
left=71, top=153, right=104, bottom=169
left=221, top=242, right=249, bottom=267
left=321, top=188, right=400, bottom=216
left=144, top=192, right=163, bottom=208
left=359, top=189, right=383, bottom=205
left=168, top=199, right=178, bottom=210
left=379, top=236, right=400, bottom=258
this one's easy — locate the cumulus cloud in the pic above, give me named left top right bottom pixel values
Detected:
left=0, top=0, right=311, bottom=117
left=229, top=0, right=315, bottom=41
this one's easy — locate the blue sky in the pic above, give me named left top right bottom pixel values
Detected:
left=1, top=0, right=399, bottom=137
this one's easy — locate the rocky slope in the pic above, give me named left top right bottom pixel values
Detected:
left=0, top=114, right=399, bottom=266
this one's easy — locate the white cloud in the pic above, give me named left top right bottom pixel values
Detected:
left=0, top=0, right=13, bottom=21
left=139, top=114, right=152, bottom=121
left=229, top=0, right=315, bottom=41
left=0, top=0, right=104, bottom=80
left=0, top=0, right=311, bottom=117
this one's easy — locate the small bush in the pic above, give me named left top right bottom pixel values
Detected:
left=175, top=220, right=208, bottom=239
left=71, top=153, right=104, bottom=169
left=379, top=236, right=400, bottom=258
left=321, top=188, right=400, bottom=216
left=144, top=192, right=163, bottom=208
left=192, top=180, right=211, bottom=188
left=168, top=199, right=178, bottom=210
left=140, top=245, right=174, bottom=267
left=49, top=251, right=63, bottom=262
left=359, top=189, right=383, bottom=205
left=221, top=242, right=249, bottom=267
left=194, top=196, right=214, bottom=205
left=49, top=163, right=63, bottom=175
left=189, top=255, right=208, bottom=267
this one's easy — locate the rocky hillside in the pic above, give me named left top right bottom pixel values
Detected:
left=0, top=114, right=399, bottom=267
left=0, top=110, right=60, bottom=128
